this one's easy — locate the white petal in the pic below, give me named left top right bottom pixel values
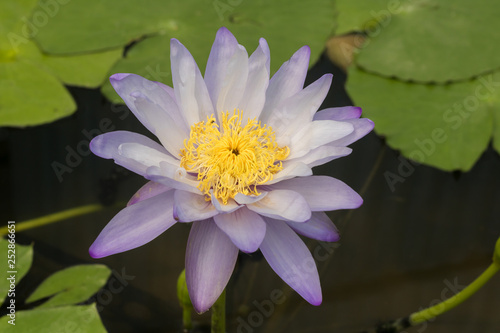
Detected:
left=267, top=74, right=332, bottom=138
left=247, top=189, right=311, bottom=222
left=109, top=73, right=188, bottom=133
left=210, top=194, right=242, bottom=213
left=269, top=176, right=363, bottom=211
left=287, top=146, right=352, bottom=168
left=174, top=190, right=218, bottom=222
left=260, top=46, right=310, bottom=123
left=288, top=120, right=354, bottom=159
left=234, top=192, right=268, bottom=205
left=265, top=162, right=312, bottom=185
left=170, top=39, right=214, bottom=125
left=145, top=161, right=200, bottom=194
left=90, top=131, right=171, bottom=177
left=214, top=207, right=266, bottom=253
left=238, top=39, right=270, bottom=121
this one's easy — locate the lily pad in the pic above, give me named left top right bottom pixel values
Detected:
left=0, top=239, right=33, bottom=304
left=346, top=67, right=500, bottom=171
left=334, top=0, right=390, bottom=35
left=26, top=264, right=111, bottom=308
left=29, top=0, right=335, bottom=102
left=0, top=304, right=107, bottom=333
left=0, top=1, right=123, bottom=127
left=336, top=0, right=500, bottom=82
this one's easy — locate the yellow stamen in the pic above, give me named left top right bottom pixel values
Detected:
left=180, top=110, right=289, bottom=204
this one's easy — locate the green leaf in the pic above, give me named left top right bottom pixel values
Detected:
left=339, top=0, right=500, bottom=82
left=0, top=55, right=76, bottom=127
left=0, top=304, right=107, bottom=333
left=26, top=264, right=111, bottom=308
left=0, top=238, right=33, bottom=304
left=334, top=0, right=389, bottom=35
left=41, top=48, right=123, bottom=88
left=30, top=0, right=335, bottom=102
left=346, top=67, right=500, bottom=171
left=0, top=0, right=38, bottom=50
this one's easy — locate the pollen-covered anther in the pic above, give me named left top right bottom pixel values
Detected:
left=180, top=109, right=289, bottom=204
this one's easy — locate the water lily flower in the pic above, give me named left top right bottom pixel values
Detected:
left=89, top=27, right=373, bottom=313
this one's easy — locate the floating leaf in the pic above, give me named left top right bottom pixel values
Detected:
left=29, top=0, right=335, bottom=102
left=41, top=49, right=123, bottom=88
left=337, top=0, right=500, bottom=82
left=0, top=1, right=123, bottom=127
left=0, top=239, right=33, bottom=304
left=26, top=264, right=111, bottom=309
left=334, top=0, right=389, bottom=35
left=346, top=67, right=500, bottom=171
left=0, top=304, right=107, bottom=333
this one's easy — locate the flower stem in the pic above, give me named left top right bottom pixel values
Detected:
left=211, top=289, right=226, bottom=333
left=0, top=204, right=104, bottom=236
left=409, top=261, right=500, bottom=325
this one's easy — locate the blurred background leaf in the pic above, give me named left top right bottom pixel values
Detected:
left=0, top=304, right=107, bottom=333
left=335, top=0, right=500, bottom=171
left=0, top=1, right=122, bottom=127
left=26, top=264, right=111, bottom=308
left=0, top=239, right=33, bottom=304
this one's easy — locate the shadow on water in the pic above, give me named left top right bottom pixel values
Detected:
left=1, top=52, right=499, bottom=332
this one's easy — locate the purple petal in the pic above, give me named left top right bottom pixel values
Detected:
left=127, top=181, right=170, bottom=206
left=267, top=74, right=332, bottom=139
left=234, top=192, right=268, bottom=205
left=129, top=91, right=187, bottom=155
left=186, top=220, right=238, bottom=313
left=260, top=218, right=322, bottom=305
left=214, top=207, right=266, bottom=253
left=109, top=73, right=188, bottom=133
left=313, top=106, right=362, bottom=121
left=247, top=189, right=311, bottom=222
left=288, top=120, right=354, bottom=159
left=270, top=175, right=363, bottom=211
left=265, top=162, right=312, bottom=185
left=286, top=212, right=339, bottom=242
left=204, top=27, right=240, bottom=108
left=90, top=131, right=172, bottom=176
left=238, top=38, right=270, bottom=121
left=145, top=162, right=200, bottom=194
left=170, top=38, right=214, bottom=125
left=89, top=190, right=176, bottom=258
left=327, top=118, right=374, bottom=147
left=210, top=194, right=242, bottom=213
left=287, top=146, right=352, bottom=168
left=173, top=190, right=218, bottom=222
left=260, top=46, right=311, bottom=123
left=204, top=27, right=248, bottom=115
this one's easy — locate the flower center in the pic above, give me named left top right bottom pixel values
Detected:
left=180, top=110, right=289, bottom=204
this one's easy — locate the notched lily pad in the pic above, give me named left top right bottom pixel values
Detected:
left=346, top=67, right=500, bottom=171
